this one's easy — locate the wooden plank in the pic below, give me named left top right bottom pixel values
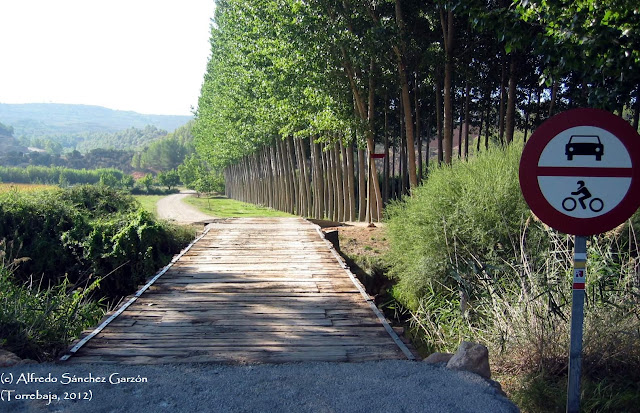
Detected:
left=97, top=324, right=392, bottom=336
left=85, top=337, right=398, bottom=348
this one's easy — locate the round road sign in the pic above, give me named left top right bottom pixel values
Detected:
left=520, top=108, right=640, bottom=235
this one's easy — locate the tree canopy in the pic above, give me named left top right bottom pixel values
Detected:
left=193, top=0, right=640, bottom=219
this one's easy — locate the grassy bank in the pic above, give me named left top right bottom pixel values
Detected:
left=183, top=195, right=294, bottom=218
left=0, top=185, right=193, bottom=361
left=134, top=194, right=165, bottom=216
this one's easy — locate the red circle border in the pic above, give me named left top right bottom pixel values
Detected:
left=519, top=108, right=640, bottom=236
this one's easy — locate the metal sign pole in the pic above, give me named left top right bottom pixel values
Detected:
left=567, top=235, right=587, bottom=413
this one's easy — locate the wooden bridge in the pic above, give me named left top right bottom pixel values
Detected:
left=62, top=217, right=413, bottom=364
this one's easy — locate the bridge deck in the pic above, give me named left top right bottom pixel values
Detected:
left=66, top=217, right=410, bottom=364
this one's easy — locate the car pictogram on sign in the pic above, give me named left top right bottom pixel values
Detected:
left=565, top=135, right=604, bottom=161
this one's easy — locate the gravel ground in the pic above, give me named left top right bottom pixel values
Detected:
left=156, top=191, right=215, bottom=224
left=1, top=360, right=519, bottom=412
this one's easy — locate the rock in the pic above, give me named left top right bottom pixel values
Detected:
left=423, top=352, right=454, bottom=365
left=0, top=349, right=22, bottom=367
left=487, top=379, right=508, bottom=398
left=446, top=341, right=491, bottom=379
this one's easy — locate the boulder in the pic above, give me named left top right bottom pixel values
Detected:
left=446, top=341, right=491, bottom=379
left=423, top=352, right=454, bottom=365
left=0, top=349, right=22, bottom=367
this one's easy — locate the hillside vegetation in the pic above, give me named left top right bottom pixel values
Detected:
left=0, top=103, right=190, bottom=136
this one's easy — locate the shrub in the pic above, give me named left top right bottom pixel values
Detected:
left=0, top=186, right=192, bottom=299
left=385, top=143, right=528, bottom=313
left=84, top=209, right=191, bottom=297
left=0, top=188, right=89, bottom=286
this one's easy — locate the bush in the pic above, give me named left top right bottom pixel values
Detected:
left=0, top=185, right=192, bottom=299
left=386, top=143, right=528, bottom=313
left=0, top=185, right=195, bottom=360
left=0, top=188, right=90, bottom=286
left=84, top=209, right=191, bottom=296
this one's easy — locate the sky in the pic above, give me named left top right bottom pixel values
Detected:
left=0, top=0, right=216, bottom=116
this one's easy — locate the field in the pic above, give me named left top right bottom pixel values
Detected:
left=0, top=183, right=57, bottom=194
left=134, top=194, right=165, bottom=216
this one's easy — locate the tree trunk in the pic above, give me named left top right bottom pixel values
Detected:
left=440, top=8, right=454, bottom=165
left=357, top=146, right=366, bottom=221
left=458, top=101, right=463, bottom=159
left=463, top=81, right=471, bottom=158
left=633, top=85, right=640, bottom=132
left=346, top=141, right=356, bottom=221
left=477, top=92, right=485, bottom=153
left=295, top=138, right=308, bottom=217
left=383, top=95, right=390, bottom=203
left=548, top=80, right=558, bottom=117
left=392, top=131, right=397, bottom=199
left=505, top=56, right=517, bottom=144
left=324, top=145, right=334, bottom=220
left=435, top=77, right=444, bottom=164
left=415, top=74, right=423, bottom=182
left=311, top=138, right=324, bottom=219
left=399, top=99, right=406, bottom=195
left=523, top=89, right=532, bottom=142
left=333, top=143, right=344, bottom=222
left=339, top=139, right=350, bottom=221
left=396, top=61, right=417, bottom=189
left=498, top=57, right=507, bottom=145
left=286, top=136, right=298, bottom=214
left=393, top=0, right=417, bottom=189
left=484, top=100, right=490, bottom=151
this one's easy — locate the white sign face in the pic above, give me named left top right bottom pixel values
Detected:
left=536, top=126, right=633, bottom=219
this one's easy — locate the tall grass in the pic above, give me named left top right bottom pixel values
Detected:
left=0, top=257, right=103, bottom=361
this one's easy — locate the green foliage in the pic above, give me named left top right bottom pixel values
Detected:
left=99, top=170, right=123, bottom=188
left=0, top=121, right=15, bottom=136
left=139, top=173, right=155, bottom=192
left=63, top=185, right=138, bottom=217
left=134, top=121, right=195, bottom=172
left=83, top=209, right=175, bottom=295
left=0, top=186, right=192, bottom=299
left=0, top=165, right=127, bottom=186
left=0, top=103, right=190, bottom=151
left=177, top=154, right=205, bottom=189
left=194, top=173, right=225, bottom=195
left=0, top=263, right=103, bottom=361
left=121, top=174, right=135, bottom=189
left=386, top=143, right=527, bottom=310
left=157, top=170, right=180, bottom=190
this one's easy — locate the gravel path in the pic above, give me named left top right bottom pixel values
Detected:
left=156, top=190, right=216, bottom=224
left=1, top=361, right=519, bottom=412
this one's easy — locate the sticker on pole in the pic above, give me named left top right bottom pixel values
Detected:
left=520, top=108, right=640, bottom=235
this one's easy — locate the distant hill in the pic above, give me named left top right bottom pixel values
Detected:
left=0, top=103, right=192, bottom=137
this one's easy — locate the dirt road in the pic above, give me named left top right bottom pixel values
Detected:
left=156, top=190, right=216, bottom=224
